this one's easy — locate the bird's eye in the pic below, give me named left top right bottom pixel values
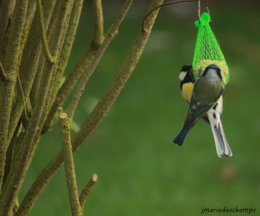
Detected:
left=179, top=71, right=187, bottom=81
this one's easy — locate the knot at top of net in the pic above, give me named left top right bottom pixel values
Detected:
left=195, top=12, right=211, bottom=28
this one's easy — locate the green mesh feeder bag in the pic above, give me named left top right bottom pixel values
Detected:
left=192, top=12, right=229, bottom=85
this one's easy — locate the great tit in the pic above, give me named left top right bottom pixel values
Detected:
left=173, top=64, right=225, bottom=148
left=179, top=64, right=195, bottom=102
left=177, top=65, right=232, bottom=157
left=179, top=65, right=209, bottom=124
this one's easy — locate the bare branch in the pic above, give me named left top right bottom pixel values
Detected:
left=0, top=0, right=29, bottom=193
left=0, top=0, right=16, bottom=43
left=79, top=173, right=98, bottom=211
left=142, top=0, right=198, bottom=32
left=91, top=0, right=104, bottom=49
left=60, top=112, right=82, bottom=216
left=7, top=0, right=57, bottom=145
left=37, top=0, right=56, bottom=63
left=43, top=0, right=133, bottom=133
left=0, top=59, right=7, bottom=81
left=17, top=1, right=163, bottom=215
left=72, top=0, right=164, bottom=150
left=0, top=0, right=75, bottom=214
left=48, top=0, right=84, bottom=114
left=16, top=1, right=37, bottom=119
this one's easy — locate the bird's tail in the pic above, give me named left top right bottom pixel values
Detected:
left=208, top=112, right=232, bottom=158
left=173, top=127, right=189, bottom=146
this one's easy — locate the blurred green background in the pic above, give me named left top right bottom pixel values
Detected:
left=22, top=1, right=260, bottom=215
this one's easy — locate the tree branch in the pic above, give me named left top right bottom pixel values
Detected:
left=60, top=112, right=82, bottom=216
left=0, top=1, right=75, bottom=214
left=29, top=1, right=62, bottom=109
left=42, top=48, right=96, bottom=133
left=0, top=0, right=29, bottom=193
left=42, top=0, right=133, bottom=133
left=72, top=0, right=163, bottom=150
left=48, top=0, right=84, bottom=113
left=0, top=59, right=6, bottom=81
left=0, top=0, right=16, bottom=45
left=91, top=0, right=104, bottom=49
left=17, top=1, right=163, bottom=215
left=79, top=173, right=98, bottom=211
left=142, top=0, right=198, bottom=32
left=16, top=0, right=37, bottom=119
left=7, top=0, right=57, bottom=145
left=37, top=0, right=56, bottom=63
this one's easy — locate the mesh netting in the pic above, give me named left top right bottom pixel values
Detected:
left=192, top=12, right=229, bottom=85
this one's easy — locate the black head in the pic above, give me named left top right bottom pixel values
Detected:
left=179, top=64, right=195, bottom=89
left=180, top=64, right=192, bottom=73
left=202, top=64, right=222, bottom=80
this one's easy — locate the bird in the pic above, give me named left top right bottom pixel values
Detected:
left=178, top=64, right=195, bottom=103
left=178, top=64, right=209, bottom=124
left=174, top=64, right=232, bottom=157
left=175, top=64, right=232, bottom=157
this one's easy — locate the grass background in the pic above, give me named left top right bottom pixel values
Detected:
left=22, top=1, right=260, bottom=215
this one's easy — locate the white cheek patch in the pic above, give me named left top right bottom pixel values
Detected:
left=179, top=71, right=187, bottom=81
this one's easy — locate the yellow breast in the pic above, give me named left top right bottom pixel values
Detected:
left=182, top=83, right=194, bottom=102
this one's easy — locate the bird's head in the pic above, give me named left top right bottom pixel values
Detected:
left=179, top=64, right=194, bottom=83
left=202, top=64, right=223, bottom=80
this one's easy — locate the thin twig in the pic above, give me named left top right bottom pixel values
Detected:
left=67, top=83, right=84, bottom=118
left=60, top=112, right=82, bottom=216
left=17, top=1, right=162, bottom=215
left=142, top=0, right=198, bottom=32
left=43, top=0, right=134, bottom=133
left=79, top=173, right=98, bottom=210
left=91, top=0, right=104, bottom=49
left=37, top=0, right=56, bottom=63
